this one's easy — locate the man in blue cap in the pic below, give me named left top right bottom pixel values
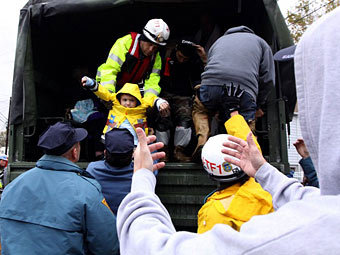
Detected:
left=86, top=128, right=134, bottom=214
left=0, top=122, right=119, bottom=255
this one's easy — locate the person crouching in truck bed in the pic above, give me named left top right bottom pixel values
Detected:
left=82, top=76, right=170, bottom=146
left=155, top=39, right=206, bottom=162
left=96, top=18, right=170, bottom=99
left=0, top=122, right=118, bottom=254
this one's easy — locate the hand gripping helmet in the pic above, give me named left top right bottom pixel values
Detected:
left=201, top=134, right=246, bottom=183
left=143, top=19, right=170, bottom=46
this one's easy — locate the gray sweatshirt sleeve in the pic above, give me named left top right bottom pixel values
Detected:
left=255, top=163, right=320, bottom=210
left=117, top=167, right=330, bottom=255
left=257, top=45, right=275, bottom=107
left=116, top=169, right=260, bottom=255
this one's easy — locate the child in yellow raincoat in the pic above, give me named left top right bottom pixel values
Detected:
left=82, top=77, right=169, bottom=145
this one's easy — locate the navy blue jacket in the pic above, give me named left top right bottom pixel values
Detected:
left=86, top=160, right=133, bottom=214
left=0, top=155, right=119, bottom=255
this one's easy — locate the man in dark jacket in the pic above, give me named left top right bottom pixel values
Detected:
left=0, top=122, right=118, bottom=255
left=86, top=128, right=134, bottom=214
left=155, top=40, right=206, bottom=162
left=192, top=25, right=275, bottom=161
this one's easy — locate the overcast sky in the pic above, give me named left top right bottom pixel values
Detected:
left=0, top=0, right=27, bottom=131
left=0, top=0, right=296, bottom=131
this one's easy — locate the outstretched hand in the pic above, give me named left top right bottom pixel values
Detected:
left=293, top=138, right=310, bottom=159
left=221, top=132, right=266, bottom=177
left=134, top=128, right=166, bottom=173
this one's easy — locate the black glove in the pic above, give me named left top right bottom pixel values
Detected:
left=222, top=83, right=244, bottom=113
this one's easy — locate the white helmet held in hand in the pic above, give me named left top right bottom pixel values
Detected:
left=201, top=134, right=246, bottom=183
left=143, top=19, right=170, bottom=46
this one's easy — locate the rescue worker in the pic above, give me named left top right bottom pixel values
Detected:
left=192, top=25, right=275, bottom=161
left=198, top=85, right=273, bottom=233
left=96, top=18, right=170, bottom=98
left=155, top=40, right=206, bottom=162
left=0, top=122, right=119, bottom=254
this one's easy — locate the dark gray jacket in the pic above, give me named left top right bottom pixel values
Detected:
left=201, top=26, right=275, bottom=107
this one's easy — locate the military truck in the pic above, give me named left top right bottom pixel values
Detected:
left=7, top=0, right=293, bottom=231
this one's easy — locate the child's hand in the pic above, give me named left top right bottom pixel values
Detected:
left=81, top=76, right=98, bottom=91
left=159, top=102, right=170, bottom=117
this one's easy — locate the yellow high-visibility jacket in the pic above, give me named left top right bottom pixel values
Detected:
left=96, top=33, right=162, bottom=98
left=197, top=114, right=273, bottom=233
left=94, top=82, right=157, bottom=136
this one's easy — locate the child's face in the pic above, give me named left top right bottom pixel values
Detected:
left=120, top=94, right=138, bottom=108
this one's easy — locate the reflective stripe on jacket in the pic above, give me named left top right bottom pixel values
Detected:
left=197, top=114, right=272, bottom=233
left=94, top=82, right=157, bottom=135
left=96, top=33, right=162, bottom=97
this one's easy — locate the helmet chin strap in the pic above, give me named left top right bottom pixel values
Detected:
left=143, top=28, right=166, bottom=44
left=208, top=170, right=247, bottom=183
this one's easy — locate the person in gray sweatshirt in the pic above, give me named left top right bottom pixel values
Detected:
left=116, top=7, right=340, bottom=255
left=192, top=25, right=275, bottom=161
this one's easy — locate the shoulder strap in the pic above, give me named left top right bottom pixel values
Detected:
left=129, top=32, right=141, bottom=57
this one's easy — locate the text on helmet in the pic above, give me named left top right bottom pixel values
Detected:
left=202, top=157, right=235, bottom=174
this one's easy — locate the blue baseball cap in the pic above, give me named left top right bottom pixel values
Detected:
left=105, top=128, right=134, bottom=154
left=38, top=122, right=88, bottom=155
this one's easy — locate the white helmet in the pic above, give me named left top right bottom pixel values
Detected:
left=201, top=134, right=246, bottom=183
left=143, top=19, right=170, bottom=46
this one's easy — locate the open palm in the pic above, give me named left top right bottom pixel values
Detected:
left=222, top=132, right=266, bottom=177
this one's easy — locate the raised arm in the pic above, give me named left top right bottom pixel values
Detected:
left=81, top=76, right=116, bottom=102
left=117, top=128, right=259, bottom=254
left=222, top=133, right=319, bottom=210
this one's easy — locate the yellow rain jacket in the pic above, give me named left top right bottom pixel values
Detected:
left=197, top=114, right=273, bottom=233
left=96, top=33, right=162, bottom=98
left=94, top=83, right=157, bottom=136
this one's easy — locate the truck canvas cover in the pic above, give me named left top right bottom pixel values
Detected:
left=11, top=0, right=292, bottom=127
